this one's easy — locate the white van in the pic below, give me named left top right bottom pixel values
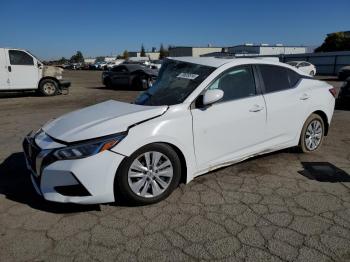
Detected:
left=0, top=48, right=70, bottom=96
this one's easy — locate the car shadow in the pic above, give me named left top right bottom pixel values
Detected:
left=298, top=162, right=350, bottom=182
left=0, top=152, right=101, bottom=213
left=0, top=91, right=38, bottom=99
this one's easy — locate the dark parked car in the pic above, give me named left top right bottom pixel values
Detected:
left=337, top=77, right=350, bottom=109
left=338, top=66, right=350, bottom=80
left=102, top=64, right=158, bottom=89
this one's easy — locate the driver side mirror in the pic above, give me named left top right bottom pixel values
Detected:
left=203, top=89, right=224, bottom=106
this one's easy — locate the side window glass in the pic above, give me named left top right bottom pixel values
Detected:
left=112, top=66, right=123, bottom=72
left=9, top=50, right=34, bottom=65
left=287, top=69, right=301, bottom=87
left=208, top=65, right=256, bottom=102
left=259, top=65, right=291, bottom=93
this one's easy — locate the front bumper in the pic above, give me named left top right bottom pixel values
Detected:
left=23, top=135, right=125, bottom=204
left=58, top=80, right=71, bottom=89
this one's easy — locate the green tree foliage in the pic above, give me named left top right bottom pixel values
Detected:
left=70, top=51, right=84, bottom=63
left=315, top=32, right=350, bottom=52
left=140, top=44, right=146, bottom=57
left=159, top=44, right=169, bottom=59
left=58, top=57, right=68, bottom=64
left=123, top=50, right=129, bottom=59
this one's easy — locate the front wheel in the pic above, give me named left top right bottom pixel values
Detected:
left=115, top=143, right=181, bottom=205
left=39, top=79, right=58, bottom=96
left=299, top=114, right=325, bottom=153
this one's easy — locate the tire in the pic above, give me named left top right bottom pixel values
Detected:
left=310, top=71, right=315, bottom=77
left=133, top=74, right=150, bottom=90
left=299, top=114, right=325, bottom=153
left=39, top=79, right=58, bottom=96
left=115, top=143, right=181, bottom=205
left=104, top=78, right=112, bottom=89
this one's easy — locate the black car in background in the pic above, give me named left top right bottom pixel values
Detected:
left=102, top=64, right=158, bottom=90
left=337, top=77, right=350, bottom=109
left=338, top=66, right=350, bottom=80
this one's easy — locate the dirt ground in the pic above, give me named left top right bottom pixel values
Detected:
left=0, top=70, right=349, bottom=261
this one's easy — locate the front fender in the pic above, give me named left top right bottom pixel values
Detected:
left=110, top=107, right=198, bottom=183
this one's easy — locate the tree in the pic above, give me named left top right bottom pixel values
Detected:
left=58, top=57, right=68, bottom=64
left=159, top=44, right=167, bottom=59
left=70, top=51, right=84, bottom=63
left=315, top=32, right=350, bottom=52
left=123, top=50, right=129, bottom=59
left=140, top=44, right=146, bottom=57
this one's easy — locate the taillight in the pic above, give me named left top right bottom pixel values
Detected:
left=329, top=87, right=337, bottom=98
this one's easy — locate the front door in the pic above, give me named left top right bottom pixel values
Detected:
left=0, top=49, right=9, bottom=90
left=7, top=49, right=39, bottom=89
left=191, top=65, right=267, bottom=170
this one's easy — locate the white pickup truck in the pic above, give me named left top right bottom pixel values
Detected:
left=0, top=48, right=70, bottom=96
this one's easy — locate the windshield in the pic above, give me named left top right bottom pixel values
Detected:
left=287, top=61, right=298, bottom=66
left=134, top=59, right=215, bottom=106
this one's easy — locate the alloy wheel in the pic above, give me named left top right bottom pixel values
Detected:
left=127, top=151, right=173, bottom=198
left=305, top=119, right=323, bottom=151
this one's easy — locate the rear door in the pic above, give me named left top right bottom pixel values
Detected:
left=7, top=49, right=39, bottom=89
left=258, top=64, right=310, bottom=146
left=0, top=49, right=10, bottom=90
left=111, top=66, right=129, bottom=86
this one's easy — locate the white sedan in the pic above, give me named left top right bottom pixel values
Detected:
left=23, top=57, right=335, bottom=205
left=286, top=61, right=317, bottom=76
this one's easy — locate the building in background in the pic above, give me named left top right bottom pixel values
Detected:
left=84, top=58, right=96, bottom=64
left=169, top=46, right=223, bottom=57
left=104, top=56, right=117, bottom=62
left=128, top=51, right=160, bottom=60
left=228, top=44, right=307, bottom=56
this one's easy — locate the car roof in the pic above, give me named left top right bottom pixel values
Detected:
left=121, top=64, right=145, bottom=71
left=287, top=61, right=309, bottom=64
left=168, top=56, right=292, bottom=69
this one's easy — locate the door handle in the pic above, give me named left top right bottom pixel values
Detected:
left=300, top=93, right=310, bottom=100
left=249, top=104, right=264, bottom=112
left=8, top=66, right=11, bottom=72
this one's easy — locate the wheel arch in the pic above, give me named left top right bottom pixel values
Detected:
left=38, top=76, right=59, bottom=89
left=114, top=141, right=188, bottom=189
left=163, top=142, right=188, bottom=185
left=312, top=110, right=329, bottom=136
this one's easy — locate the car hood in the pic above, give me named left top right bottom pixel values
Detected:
left=42, top=100, right=168, bottom=143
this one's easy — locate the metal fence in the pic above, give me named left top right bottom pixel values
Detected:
left=280, top=51, right=350, bottom=75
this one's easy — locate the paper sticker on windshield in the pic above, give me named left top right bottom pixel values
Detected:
left=177, top=73, right=199, bottom=80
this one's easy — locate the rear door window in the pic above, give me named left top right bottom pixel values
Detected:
left=9, top=50, right=34, bottom=65
left=259, top=65, right=294, bottom=93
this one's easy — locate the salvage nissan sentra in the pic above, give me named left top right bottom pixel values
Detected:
left=23, top=57, right=335, bottom=205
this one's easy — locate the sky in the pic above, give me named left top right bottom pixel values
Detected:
left=1, top=0, right=349, bottom=60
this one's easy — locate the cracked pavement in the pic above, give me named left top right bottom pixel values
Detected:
left=0, top=71, right=349, bottom=261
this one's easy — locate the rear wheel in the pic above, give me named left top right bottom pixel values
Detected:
left=104, top=78, right=112, bottom=89
left=115, top=143, right=181, bottom=205
left=39, top=79, right=58, bottom=96
left=299, top=114, right=325, bottom=153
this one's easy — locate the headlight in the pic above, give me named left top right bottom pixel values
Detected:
left=53, top=134, right=125, bottom=160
